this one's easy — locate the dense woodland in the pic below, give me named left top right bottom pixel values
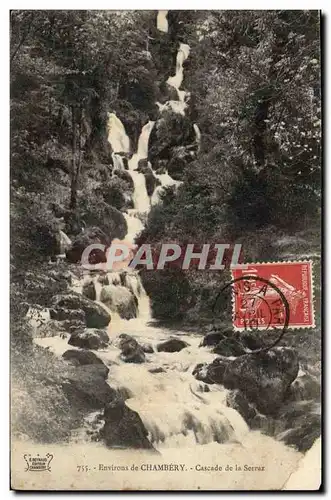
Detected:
left=10, top=11, right=321, bottom=443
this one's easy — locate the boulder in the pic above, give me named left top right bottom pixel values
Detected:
left=62, top=349, right=109, bottom=378
left=199, top=331, right=225, bottom=347
left=100, top=398, right=156, bottom=451
left=68, top=328, right=109, bottom=350
left=222, top=348, right=299, bottom=415
left=61, top=365, right=116, bottom=410
left=49, top=307, right=85, bottom=323
left=156, top=338, right=189, bottom=353
left=82, top=280, right=96, bottom=301
left=52, top=293, right=111, bottom=328
left=56, top=319, right=85, bottom=334
left=148, top=367, right=166, bottom=374
left=118, top=334, right=146, bottom=364
left=100, top=285, right=138, bottom=320
left=193, top=357, right=231, bottom=385
left=226, top=390, right=258, bottom=426
left=66, top=226, right=109, bottom=264
left=240, top=332, right=264, bottom=351
left=213, top=338, right=246, bottom=357
left=275, top=401, right=321, bottom=452
left=289, top=372, right=321, bottom=402
left=141, top=342, right=154, bottom=354
left=30, top=319, right=67, bottom=339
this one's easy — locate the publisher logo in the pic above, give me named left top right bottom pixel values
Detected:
left=23, top=453, right=53, bottom=472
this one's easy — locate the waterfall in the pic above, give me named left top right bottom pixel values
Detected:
left=151, top=173, right=182, bottom=205
left=167, top=43, right=190, bottom=91
left=193, top=123, right=201, bottom=151
left=111, top=152, right=125, bottom=171
left=157, top=10, right=168, bottom=33
left=31, top=12, right=312, bottom=486
left=107, top=112, right=130, bottom=153
left=124, top=210, right=145, bottom=242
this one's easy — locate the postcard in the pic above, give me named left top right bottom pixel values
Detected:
left=10, top=9, right=321, bottom=490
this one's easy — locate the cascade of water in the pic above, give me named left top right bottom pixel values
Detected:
left=136, top=120, right=155, bottom=159
left=156, top=42, right=191, bottom=116
left=107, top=112, right=130, bottom=153
left=157, top=10, right=168, bottom=33
left=193, top=123, right=201, bottom=152
left=151, top=173, right=182, bottom=205
left=167, top=43, right=190, bottom=91
left=111, top=152, right=125, bottom=172
left=30, top=12, right=312, bottom=474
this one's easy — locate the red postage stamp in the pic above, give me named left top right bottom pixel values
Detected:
left=231, top=261, right=315, bottom=330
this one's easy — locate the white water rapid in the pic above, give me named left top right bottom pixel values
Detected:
left=31, top=11, right=319, bottom=491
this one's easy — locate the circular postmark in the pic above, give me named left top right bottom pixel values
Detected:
left=212, top=275, right=290, bottom=353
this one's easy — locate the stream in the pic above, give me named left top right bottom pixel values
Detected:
left=32, top=10, right=320, bottom=490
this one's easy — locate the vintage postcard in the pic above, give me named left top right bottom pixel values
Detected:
left=10, top=9, right=321, bottom=490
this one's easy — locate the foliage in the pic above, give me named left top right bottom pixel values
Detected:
left=11, top=345, right=82, bottom=443
left=141, top=10, right=321, bottom=319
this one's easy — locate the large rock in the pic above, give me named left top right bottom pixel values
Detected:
left=240, top=332, right=264, bottom=351
left=289, top=372, right=321, bottom=402
left=62, top=349, right=109, bottom=378
left=118, top=334, right=146, bottom=364
left=52, top=293, right=111, bottom=328
left=199, top=327, right=239, bottom=346
left=61, top=365, right=116, bottom=410
left=193, top=357, right=231, bottom=385
left=213, top=338, right=246, bottom=357
left=49, top=307, right=85, bottom=323
left=157, top=337, right=189, bottom=353
left=199, top=331, right=226, bottom=347
left=222, top=348, right=299, bottom=415
left=68, top=328, right=109, bottom=350
left=275, top=401, right=321, bottom=452
left=100, top=398, right=156, bottom=451
left=100, top=285, right=138, bottom=320
left=66, top=226, right=109, bottom=264
left=226, top=390, right=258, bottom=426
left=141, top=342, right=154, bottom=354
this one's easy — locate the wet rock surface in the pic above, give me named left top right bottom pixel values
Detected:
left=193, top=357, right=231, bottom=385
left=100, top=285, right=138, bottom=320
left=157, top=337, right=189, bottom=353
left=65, top=226, right=109, bottom=264
left=50, top=307, right=85, bottom=323
left=194, top=347, right=299, bottom=416
left=52, top=293, right=111, bottom=328
left=118, top=334, right=146, bottom=364
left=213, top=338, right=246, bottom=357
left=100, top=399, right=156, bottom=451
left=222, top=348, right=299, bottom=415
left=62, top=349, right=109, bottom=376
left=274, top=400, right=321, bottom=452
left=61, top=365, right=116, bottom=410
left=68, top=328, right=109, bottom=350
